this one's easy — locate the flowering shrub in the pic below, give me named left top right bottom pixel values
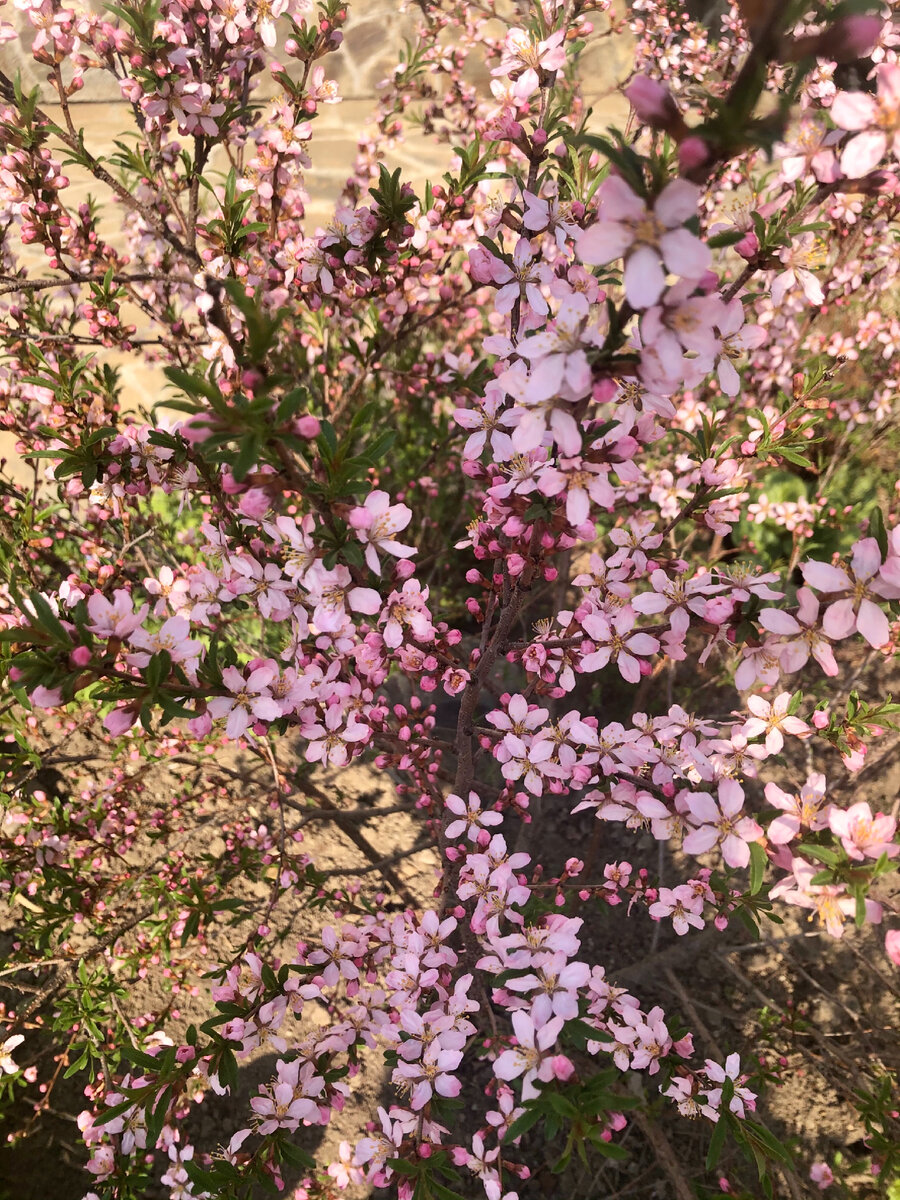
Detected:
left=0, top=0, right=899, bottom=1196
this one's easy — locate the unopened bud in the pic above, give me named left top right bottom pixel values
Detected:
left=785, top=15, right=882, bottom=64
left=625, top=75, right=683, bottom=135
left=677, top=136, right=712, bottom=176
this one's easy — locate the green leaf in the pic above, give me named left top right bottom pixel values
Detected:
left=504, top=1106, right=543, bottom=1142
left=278, top=1139, right=315, bottom=1168
left=429, top=1181, right=468, bottom=1200
left=93, top=1094, right=140, bottom=1125
left=386, top=1157, right=420, bottom=1177
left=232, top=435, right=260, bottom=482
left=63, top=1046, right=90, bottom=1078
left=809, top=869, right=834, bottom=886
left=706, top=1110, right=729, bottom=1169
left=164, top=366, right=222, bottom=407
left=592, top=1137, right=629, bottom=1160
left=748, top=841, right=767, bottom=896
left=870, top=506, right=889, bottom=559
left=707, top=229, right=747, bottom=249
left=218, top=1047, right=238, bottom=1092
left=364, top=429, right=398, bottom=463
left=26, top=590, right=69, bottom=645
left=144, top=649, right=172, bottom=691
left=317, top=420, right=338, bottom=462
left=797, top=843, right=840, bottom=866
left=745, top=1118, right=794, bottom=1167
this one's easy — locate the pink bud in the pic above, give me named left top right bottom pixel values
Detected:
left=885, top=929, right=900, bottom=966
left=550, top=1054, right=575, bottom=1082
left=678, top=136, right=712, bottom=173
left=104, top=705, right=139, bottom=735
left=736, top=231, right=760, bottom=259
left=70, top=646, right=92, bottom=667
left=673, top=1033, right=694, bottom=1056
left=703, top=597, right=735, bottom=624
left=625, top=75, right=680, bottom=128
left=179, top=415, right=217, bottom=445
left=221, top=471, right=243, bottom=495
left=296, top=415, right=321, bottom=438
left=188, top=711, right=213, bottom=737
left=817, top=15, right=882, bottom=63
left=468, top=245, right=496, bottom=284
left=238, top=488, right=271, bottom=519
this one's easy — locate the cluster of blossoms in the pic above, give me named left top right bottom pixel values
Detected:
left=0, top=0, right=898, bottom=1197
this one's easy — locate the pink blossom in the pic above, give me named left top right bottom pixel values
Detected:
left=742, top=692, right=809, bottom=755
left=487, top=693, right=549, bottom=737
left=538, top=457, right=615, bottom=525
left=580, top=608, right=659, bottom=684
left=493, top=1012, right=563, bottom=1100
left=303, top=563, right=382, bottom=632
left=327, top=1141, right=365, bottom=1189
left=765, top=773, right=830, bottom=845
left=770, top=856, right=882, bottom=937
left=454, top=390, right=516, bottom=461
left=759, top=587, right=838, bottom=675
left=348, top=490, right=415, bottom=574
left=381, top=579, right=435, bottom=648
left=505, top=953, right=590, bottom=1023
left=810, top=1162, right=835, bottom=1190
left=770, top=235, right=827, bottom=306
left=250, top=1075, right=321, bottom=1134
left=207, top=665, right=283, bottom=739
left=625, top=75, right=680, bottom=128
left=576, top=177, right=711, bottom=309
left=713, top=298, right=767, bottom=396
left=304, top=706, right=370, bottom=767
left=86, top=590, right=149, bottom=638
left=492, top=238, right=551, bottom=316
left=828, top=802, right=898, bottom=861
left=649, top=885, right=705, bottom=935
left=802, top=538, right=900, bottom=648
left=701, top=1054, right=756, bottom=1119
left=445, top=791, right=503, bottom=842
left=515, top=293, right=595, bottom=398
left=127, top=615, right=203, bottom=670
left=393, top=1041, right=463, bottom=1110
left=632, top=569, right=722, bottom=634
left=682, top=779, right=763, bottom=869
left=831, top=64, right=900, bottom=176
left=87, top=1145, right=115, bottom=1179
left=493, top=28, right=567, bottom=99
left=307, top=926, right=362, bottom=989
left=497, top=733, right=560, bottom=796
left=0, top=1033, right=24, bottom=1075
